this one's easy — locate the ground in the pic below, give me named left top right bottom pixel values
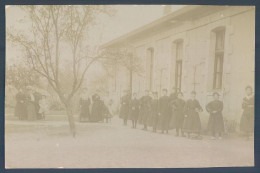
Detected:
left=5, top=115, right=254, bottom=168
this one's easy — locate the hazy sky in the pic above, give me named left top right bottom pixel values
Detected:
left=6, top=5, right=164, bottom=43
left=5, top=5, right=184, bottom=69
left=5, top=5, right=184, bottom=90
left=6, top=5, right=163, bottom=64
left=6, top=5, right=185, bottom=43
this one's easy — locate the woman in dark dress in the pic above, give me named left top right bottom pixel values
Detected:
left=206, top=92, right=225, bottom=139
left=141, top=90, right=152, bottom=131
left=26, top=87, right=37, bottom=121
left=119, top=90, right=130, bottom=125
left=240, top=86, right=254, bottom=140
left=172, top=92, right=186, bottom=137
left=130, top=93, right=140, bottom=128
left=79, top=88, right=91, bottom=122
left=14, top=88, right=27, bottom=120
left=90, top=94, right=105, bottom=122
left=183, top=91, right=203, bottom=139
left=89, top=94, right=98, bottom=122
left=151, top=92, right=159, bottom=132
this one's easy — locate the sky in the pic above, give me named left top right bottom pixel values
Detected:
left=6, top=5, right=185, bottom=47
left=5, top=5, right=184, bottom=82
left=6, top=5, right=164, bottom=65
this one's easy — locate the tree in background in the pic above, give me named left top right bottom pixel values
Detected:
left=7, top=5, right=114, bottom=137
left=6, top=64, right=40, bottom=90
left=99, top=47, right=144, bottom=95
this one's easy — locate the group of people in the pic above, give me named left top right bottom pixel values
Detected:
left=79, top=88, right=113, bottom=123
left=120, top=86, right=254, bottom=140
left=14, top=85, right=254, bottom=140
left=14, top=87, right=48, bottom=121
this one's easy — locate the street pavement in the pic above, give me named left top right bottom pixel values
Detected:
left=5, top=116, right=254, bottom=168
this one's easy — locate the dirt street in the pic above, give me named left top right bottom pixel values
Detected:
left=5, top=117, right=254, bottom=168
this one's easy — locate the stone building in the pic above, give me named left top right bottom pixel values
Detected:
left=101, top=5, right=255, bottom=127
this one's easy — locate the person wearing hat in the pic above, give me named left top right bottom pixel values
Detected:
left=171, top=92, right=186, bottom=137
left=240, top=85, right=254, bottom=140
left=119, top=90, right=131, bottom=125
left=159, top=88, right=171, bottom=134
left=90, top=93, right=105, bottom=122
left=79, top=88, right=91, bottom=122
left=130, top=92, right=140, bottom=128
left=151, top=91, right=159, bottom=132
left=182, top=91, right=203, bottom=139
left=140, top=90, right=152, bottom=130
left=206, top=92, right=225, bottom=139
left=14, top=88, right=27, bottom=120
left=168, top=87, right=178, bottom=127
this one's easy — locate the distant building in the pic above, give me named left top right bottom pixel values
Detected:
left=101, top=5, right=255, bottom=127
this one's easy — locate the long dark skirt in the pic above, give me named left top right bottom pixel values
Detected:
left=15, top=102, right=27, bottom=120
left=174, top=111, right=185, bottom=130
left=119, top=105, right=129, bottom=120
left=142, top=109, right=151, bottom=125
left=183, top=111, right=201, bottom=133
left=240, top=114, right=254, bottom=133
left=90, top=103, right=103, bottom=122
left=152, top=112, right=159, bottom=129
left=207, top=113, right=225, bottom=133
left=130, top=110, right=139, bottom=121
left=161, top=113, right=172, bottom=131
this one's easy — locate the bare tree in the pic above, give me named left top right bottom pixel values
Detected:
left=7, top=5, right=113, bottom=137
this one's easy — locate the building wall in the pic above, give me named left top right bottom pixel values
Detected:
left=108, top=6, right=255, bottom=128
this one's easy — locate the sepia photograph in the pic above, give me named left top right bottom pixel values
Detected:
left=5, top=4, right=255, bottom=168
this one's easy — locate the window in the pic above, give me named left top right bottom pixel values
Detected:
left=175, top=41, right=183, bottom=92
left=213, top=29, right=225, bottom=89
left=146, top=48, right=154, bottom=90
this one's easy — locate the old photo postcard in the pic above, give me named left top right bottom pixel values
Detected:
left=5, top=5, right=255, bottom=168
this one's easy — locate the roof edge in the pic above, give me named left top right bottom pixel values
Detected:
left=100, top=5, right=201, bottom=49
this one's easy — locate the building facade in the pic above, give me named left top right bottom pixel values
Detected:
left=101, top=6, right=255, bottom=127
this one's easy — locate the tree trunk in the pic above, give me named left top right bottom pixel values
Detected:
left=65, top=104, right=76, bottom=138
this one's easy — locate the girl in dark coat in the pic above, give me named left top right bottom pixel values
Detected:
left=119, top=90, right=130, bottom=125
left=183, top=91, right=203, bottom=139
left=14, top=89, right=27, bottom=120
left=172, top=92, right=186, bottom=137
left=79, top=88, right=91, bottom=122
left=141, top=90, right=152, bottom=131
left=206, top=92, right=224, bottom=139
left=159, top=89, right=171, bottom=134
left=240, top=86, right=254, bottom=140
left=151, top=92, right=159, bottom=132
left=130, top=93, right=140, bottom=128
